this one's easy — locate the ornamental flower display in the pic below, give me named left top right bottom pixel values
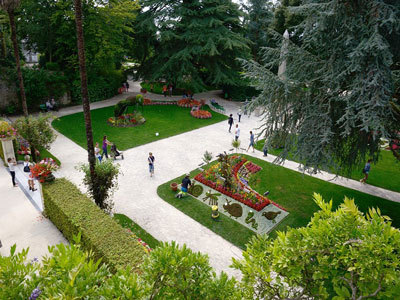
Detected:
left=177, top=98, right=201, bottom=108
left=195, top=156, right=285, bottom=212
left=0, top=121, right=17, bottom=139
left=190, top=110, right=212, bottom=119
left=30, top=158, right=59, bottom=183
left=107, top=112, right=146, bottom=127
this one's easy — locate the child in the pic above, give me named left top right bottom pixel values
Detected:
left=24, top=155, right=36, bottom=191
left=360, top=159, right=372, bottom=184
left=7, top=157, right=18, bottom=187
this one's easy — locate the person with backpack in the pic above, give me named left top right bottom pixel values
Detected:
left=228, top=114, right=234, bottom=132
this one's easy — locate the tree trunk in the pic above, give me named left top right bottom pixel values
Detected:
left=73, top=0, right=98, bottom=204
left=8, top=10, right=28, bottom=117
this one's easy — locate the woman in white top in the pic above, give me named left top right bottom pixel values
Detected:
left=24, top=155, right=36, bottom=191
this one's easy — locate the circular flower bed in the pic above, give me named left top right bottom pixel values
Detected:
left=108, top=112, right=146, bottom=127
left=190, top=110, right=212, bottom=119
left=177, top=99, right=201, bottom=108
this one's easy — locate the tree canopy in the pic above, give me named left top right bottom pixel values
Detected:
left=138, top=0, right=250, bottom=91
left=243, top=0, right=400, bottom=174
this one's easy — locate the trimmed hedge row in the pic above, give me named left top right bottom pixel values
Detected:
left=42, top=178, right=146, bottom=272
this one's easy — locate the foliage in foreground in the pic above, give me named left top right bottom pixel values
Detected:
left=0, top=240, right=238, bottom=299
left=233, top=194, right=400, bottom=299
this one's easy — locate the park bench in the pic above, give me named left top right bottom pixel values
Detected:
left=39, top=104, right=47, bottom=112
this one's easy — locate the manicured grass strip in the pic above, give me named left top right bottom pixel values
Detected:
left=159, top=155, right=400, bottom=248
left=114, top=213, right=160, bottom=250
left=53, top=104, right=227, bottom=151
left=255, top=140, right=400, bottom=193
left=43, top=178, right=146, bottom=272
left=157, top=173, right=255, bottom=250
left=240, top=154, right=400, bottom=237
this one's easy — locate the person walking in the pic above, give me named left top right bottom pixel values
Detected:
left=126, top=81, right=130, bottom=92
left=148, top=152, right=155, bottom=177
left=228, top=114, right=234, bottom=132
left=237, top=108, right=242, bottom=122
left=360, top=159, right=372, bottom=183
left=247, top=131, right=255, bottom=152
left=102, top=135, right=112, bottom=159
left=7, top=157, right=18, bottom=187
left=162, top=84, right=168, bottom=97
left=234, top=124, right=240, bottom=141
left=262, top=142, right=268, bottom=157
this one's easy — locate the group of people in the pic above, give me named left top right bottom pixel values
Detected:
left=162, top=84, right=173, bottom=97
left=7, top=155, right=37, bottom=192
left=228, top=113, right=255, bottom=152
left=94, top=136, right=123, bottom=162
left=45, top=98, right=58, bottom=111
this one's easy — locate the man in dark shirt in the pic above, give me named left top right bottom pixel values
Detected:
left=176, top=174, right=191, bottom=198
left=228, top=114, right=234, bottom=132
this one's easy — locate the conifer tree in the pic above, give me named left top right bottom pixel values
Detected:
left=139, top=0, right=250, bottom=91
left=243, top=0, right=400, bottom=174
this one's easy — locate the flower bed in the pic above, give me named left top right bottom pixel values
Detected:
left=143, top=99, right=177, bottom=106
left=190, top=110, right=212, bottom=119
left=177, top=99, right=201, bottom=108
left=244, top=161, right=262, bottom=173
left=195, top=156, right=286, bottom=212
left=30, top=158, right=59, bottom=183
left=107, top=112, right=146, bottom=127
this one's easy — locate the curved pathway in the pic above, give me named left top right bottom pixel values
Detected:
left=47, top=81, right=400, bottom=278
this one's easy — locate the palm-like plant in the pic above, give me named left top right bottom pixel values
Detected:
left=0, top=0, right=28, bottom=117
left=73, top=0, right=99, bottom=206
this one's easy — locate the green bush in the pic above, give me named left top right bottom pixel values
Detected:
left=71, top=70, right=125, bottom=103
left=42, top=178, right=146, bottom=272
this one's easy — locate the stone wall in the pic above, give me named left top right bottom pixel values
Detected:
left=0, top=79, right=17, bottom=110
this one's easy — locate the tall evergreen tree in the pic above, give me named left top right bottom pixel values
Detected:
left=241, top=0, right=274, bottom=62
left=139, top=0, right=250, bottom=91
left=243, top=0, right=400, bottom=174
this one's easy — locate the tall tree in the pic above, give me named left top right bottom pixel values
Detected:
left=0, top=0, right=28, bottom=116
left=139, top=0, right=250, bottom=91
left=73, top=0, right=97, bottom=205
left=243, top=0, right=400, bottom=174
left=241, top=0, right=274, bottom=62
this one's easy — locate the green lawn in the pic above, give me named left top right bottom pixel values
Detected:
left=158, top=154, right=400, bottom=249
left=114, top=213, right=160, bottom=250
left=52, top=105, right=227, bottom=150
left=255, top=140, right=400, bottom=193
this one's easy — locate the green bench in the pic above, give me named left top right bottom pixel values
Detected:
left=39, top=104, right=48, bottom=112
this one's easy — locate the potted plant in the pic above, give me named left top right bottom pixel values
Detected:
left=170, top=182, right=178, bottom=191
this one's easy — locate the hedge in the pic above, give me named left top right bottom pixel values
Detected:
left=42, top=178, right=146, bottom=272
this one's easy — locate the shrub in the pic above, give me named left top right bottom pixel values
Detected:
left=77, top=159, right=120, bottom=213
left=42, top=178, right=146, bottom=272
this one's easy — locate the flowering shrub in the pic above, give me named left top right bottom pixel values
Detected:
left=191, top=110, right=212, bottom=119
left=0, top=121, right=17, bottom=139
left=30, top=158, right=59, bottom=182
left=107, top=112, right=145, bottom=127
left=244, top=161, right=262, bottom=173
left=177, top=99, right=201, bottom=108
